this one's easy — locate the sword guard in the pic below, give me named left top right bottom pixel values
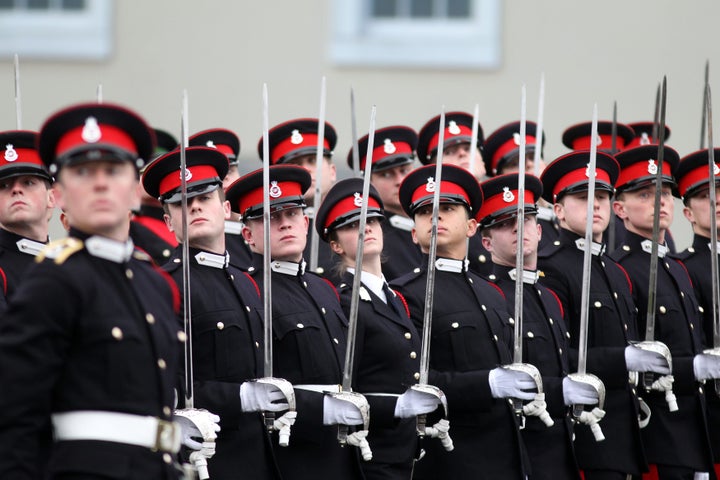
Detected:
left=329, top=390, right=371, bottom=431
left=503, top=362, right=544, bottom=393
left=410, top=383, right=449, bottom=417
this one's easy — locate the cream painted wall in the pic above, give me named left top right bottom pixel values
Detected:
left=0, top=0, right=716, bottom=247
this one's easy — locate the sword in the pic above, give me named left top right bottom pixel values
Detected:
left=652, top=82, right=660, bottom=143
left=638, top=76, right=678, bottom=412
left=254, top=84, right=296, bottom=445
left=504, top=85, right=550, bottom=429
left=13, top=54, right=21, bottom=130
left=703, top=83, right=720, bottom=397
left=567, top=104, right=606, bottom=441
left=180, top=90, right=194, bottom=410
left=469, top=103, right=480, bottom=176
left=308, top=76, right=327, bottom=273
left=334, top=105, right=376, bottom=455
left=701, top=60, right=710, bottom=149
left=608, top=101, right=618, bottom=251
left=350, top=87, right=361, bottom=178
left=96, top=83, right=103, bottom=104
left=533, top=73, right=544, bottom=177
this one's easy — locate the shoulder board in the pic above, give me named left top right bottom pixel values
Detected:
left=609, top=243, right=632, bottom=262
left=671, top=248, right=695, bottom=261
left=163, top=257, right=182, bottom=274
left=389, top=267, right=424, bottom=287
left=388, top=215, right=415, bottom=231
left=537, top=239, right=562, bottom=259
left=36, top=237, right=84, bottom=265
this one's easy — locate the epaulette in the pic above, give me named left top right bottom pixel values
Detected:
left=388, top=215, right=415, bottom=232
left=537, top=239, right=562, bottom=259
left=36, top=237, right=84, bottom=265
left=389, top=267, right=424, bottom=287
left=132, top=249, right=153, bottom=263
left=671, top=247, right=696, bottom=262
left=610, top=243, right=632, bottom=262
left=164, top=257, right=182, bottom=273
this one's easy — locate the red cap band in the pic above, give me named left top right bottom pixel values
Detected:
left=363, top=141, right=413, bottom=171
left=570, top=133, right=626, bottom=150
left=678, top=164, right=720, bottom=198
left=271, top=132, right=330, bottom=165
left=55, top=123, right=137, bottom=159
left=0, top=146, right=43, bottom=169
left=478, top=189, right=535, bottom=221
left=411, top=180, right=470, bottom=207
left=491, top=135, right=537, bottom=171
left=616, top=159, right=672, bottom=190
left=426, top=123, right=473, bottom=158
left=237, top=181, right=305, bottom=215
left=553, top=167, right=612, bottom=200
left=158, top=165, right=219, bottom=197
left=325, top=195, right=382, bottom=230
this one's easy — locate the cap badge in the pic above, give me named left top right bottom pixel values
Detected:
left=269, top=180, right=282, bottom=198
left=448, top=121, right=461, bottom=135
left=81, top=117, right=102, bottom=143
left=585, top=163, right=591, bottom=178
left=714, top=163, right=720, bottom=175
left=205, top=140, right=216, bottom=149
left=425, top=177, right=436, bottom=193
left=4, top=144, right=18, bottom=162
left=180, top=167, right=192, bottom=182
left=502, top=186, right=515, bottom=203
left=595, top=134, right=603, bottom=146
left=640, top=132, right=651, bottom=145
left=647, top=159, right=658, bottom=175
left=290, top=129, right=303, bottom=145
left=383, top=138, right=396, bottom=155
left=353, top=192, right=363, bottom=207
left=513, top=132, right=522, bottom=146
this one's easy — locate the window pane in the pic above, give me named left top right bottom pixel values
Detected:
left=371, top=0, right=397, bottom=17
left=448, top=0, right=470, bottom=17
left=410, top=0, right=432, bottom=18
left=27, top=0, right=49, bottom=9
left=62, top=0, right=85, bottom=10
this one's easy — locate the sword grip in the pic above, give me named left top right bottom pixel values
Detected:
left=338, top=424, right=349, bottom=445
left=264, top=411, right=275, bottom=433
left=416, top=413, right=427, bottom=436
left=642, top=371, right=655, bottom=391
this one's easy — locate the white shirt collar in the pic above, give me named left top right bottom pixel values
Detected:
left=347, top=267, right=388, bottom=303
left=536, top=206, right=555, bottom=222
left=85, top=236, right=134, bottom=263
left=575, top=238, right=605, bottom=256
left=707, top=241, right=720, bottom=252
left=194, top=250, right=229, bottom=269
left=434, top=257, right=468, bottom=273
left=508, top=268, right=540, bottom=285
left=224, top=220, right=244, bottom=235
left=640, top=239, right=668, bottom=258
left=271, top=260, right=306, bottom=276
left=16, top=238, right=45, bottom=256
left=388, top=214, right=415, bottom=232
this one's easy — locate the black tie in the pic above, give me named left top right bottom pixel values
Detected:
left=383, top=283, right=404, bottom=317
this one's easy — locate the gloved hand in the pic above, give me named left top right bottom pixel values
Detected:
left=625, top=344, right=671, bottom=374
left=394, top=387, right=442, bottom=418
left=488, top=367, right=537, bottom=400
left=323, top=394, right=366, bottom=426
left=174, top=408, right=221, bottom=451
left=240, top=381, right=290, bottom=412
left=693, top=353, right=720, bottom=380
left=563, top=376, right=600, bottom=406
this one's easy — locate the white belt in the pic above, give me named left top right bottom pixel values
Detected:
left=52, top=411, right=181, bottom=453
left=294, top=384, right=341, bottom=394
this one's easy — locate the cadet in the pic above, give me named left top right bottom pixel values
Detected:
left=0, top=103, right=186, bottom=478
left=227, top=165, right=367, bottom=480
left=188, top=128, right=253, bottom=270
left=257, top=118, right=338, bottom=278
left=316, top=177, right=444, bottom=479
left=483, top=121, right=560, bottom=250
left=347, top=125, right=422, bottom=281
left=538, top=151, right=652, bottom=479
left=142, top=146, right=285, bottom=479
left=416, top=112, right=492, bottom=277
left=478, top=173, right=581, bottom=480
left=0, top=130, right=54, bottom=312
left=674, top=148, right=720, bottom=478
left=611, top=145, right=715, bottom=479
left=391, top=164, right=533, bottom=479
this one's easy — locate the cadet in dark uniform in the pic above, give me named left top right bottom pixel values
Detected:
left=227, top=165, right=367, bottom=480
left=416, top=112, right=492, bottom=277
left=0, top=103, right=186, bottom=479
left=188, top=127, right=253, bottom=270
left=257, top=118, right=338, bottom=279
left=391, top=164, right=533, bottom=479
left=132, top=128, right=178, bottom=264
left=483, top=121, right=560, bottom=251
left=142, top=146, right=285, bottom=479
left=674, top=148, right=720, bottom=479
left=611, top=145, right=715, bottom=479
left=0, top=130, right=54, bottom=312
left=478, top=174, right=581, bottom=480
left=316, top=177, right=444, bottom=479
left=538, top=151, right=651, bottom=479
left=347, top=125, right=422, bottom=281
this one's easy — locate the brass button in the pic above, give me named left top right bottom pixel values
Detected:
left=481, top=305, right=487, bottom=311
left=527, top=331, right=534, bottom=338
left=333, top=338, right=339, bottom=344
left=303, top=281, right=308, bottom=288
left=414, top=372, right=420, bottom=380
left=255, top=341, right=260, bottom=348
left=493, top=335, right=498, bottom=342
left=548, top=318, right=554, bottom=325
left=177, top=331, right=187, bottom=342
left=163, top=406, right=171, bottom=416
left=414, top=268, right=421, bottom=273
left=125, top=269, right=134, bottom=279
left=468, top=278, right=474, bottom=284
left=163, top=453, right=173, bottom=464
left=451, top=322, right=459, bottom=328
left=316, top=267, right=325, bottom=275
left=593, top=301, right=602, bottom=308
left=553, top=240, right=560, bottom=246
left=111, top=327, right=123, bottom=340
left=146, top=313, right=155, bottom=324
left=297, top=323, right=305, bottom=329
left=157, top=358, right=167, bottom=370
left=659, top=306, right=667, bottom=314
left=410, top=351, right=417, bottom=359
left=245, top=306, right=251, bottom=312
left=216, top=322, right=225, bottom=330
left=163, top=249, right=171, bottom=258
left=622, top=245, right=631, bottom=251
left=508, top=317, right=515, bottom=325
left=566, top=332, right=571, bottom=338
left=404, top=332, right=412, bottom=340
left=613, top=292, right=618, bottom=299
left=321, top=307, right=327, bottom=315
left=558, top=348, right=563, bottom=355
left=479, top=254, right=486, bottom=263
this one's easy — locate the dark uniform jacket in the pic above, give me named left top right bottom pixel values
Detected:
left=224, top=220, right=253, bottom=270
left=0, top=228, right=46, bottom=312
left=131, top=205, right=177, bottom=265
left=391, top=256, right=528, bottom=480
left=337, top=271, right=421, bottom=479
left=380, top=214, right=422, bottom=281
left=249, top=253, right=363, bottom=480
left=164, top=247, right=280, bottom=480
left=0, top=229, right=183, bottom=479
left=611, top=231, right=714, bottom=472
left=303, top=212, right=340, bottom=282
left=489, top=263, right=580, bottom=480
left=538, top=228, right=647, bottom=474
left=674, top=234, right=720, bottom=463
left=467, top=233, right=493, bottom=278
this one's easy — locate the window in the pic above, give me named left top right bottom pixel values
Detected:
left=0, top=0, right=113, bottom=60
left=330, top=0, right=501, bottom=69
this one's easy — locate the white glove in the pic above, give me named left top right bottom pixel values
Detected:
left=174, top=408, right=221, bottom=451
left=563, top=376, right=600, bottom=406
left=394, top=388, right=442, bottom=418
left=694, top=353, right=720, bottom=380
left=240, top=381, right=290, bottom=412
left=323, top=395, right=365, bottom=425
left=488, top=367, right=537, bottom=400
left=625, top=344, right=671, bottom=374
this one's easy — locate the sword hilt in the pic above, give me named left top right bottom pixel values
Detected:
left=512, top=398, right=526, bottom=429
left=338, top=424, right=349, bottom=445
left=264, top=411, right=275, bottom=433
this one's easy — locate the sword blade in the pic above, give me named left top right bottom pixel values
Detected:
left=652, top=82, right=661, bottom=143
left=350, top=87, right=361, bottom=178
left=309, top=76, right=327, bottom=273
left=342, top=105, right=377, bottom=392
left=533, top=73, right=545, bottom=177
left=469, top=103, right=480, bottom=176
left=702, top=60, right=710, bottom=149
left=513, top=85, right=527, bottom=364
left=419, top=108, right=446, bottom=386
left=180, top=90, right=194, bottom=408
left=645, top=77, right=667, bottom=342
left=262, top=83, right=273, bottom=378
left=608, top=101, right=618, bottom=251
left=706, top=84, right=720, bottom=349
left=13, top=54, right=21, bottom=130
left=577, top=104, right=599, bottom=375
